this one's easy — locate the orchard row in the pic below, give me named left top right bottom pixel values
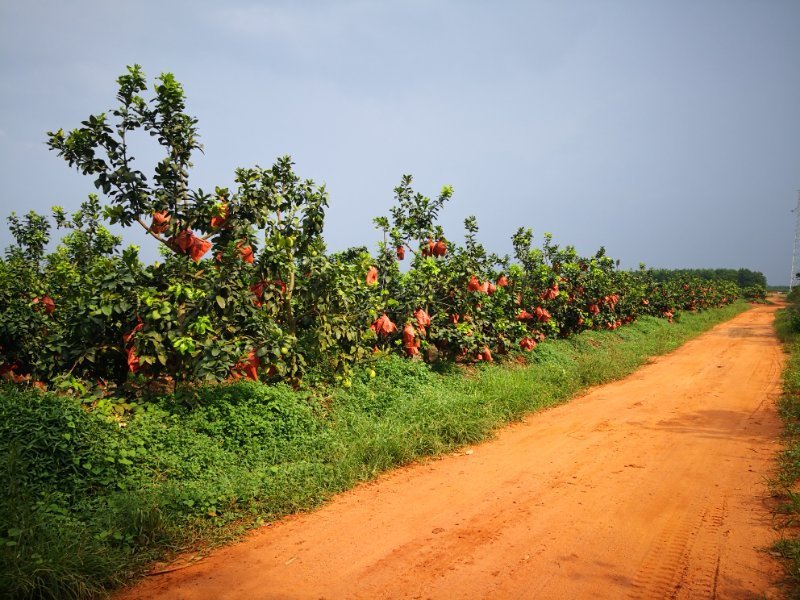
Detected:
left=0, top=66, right=742, bottom=394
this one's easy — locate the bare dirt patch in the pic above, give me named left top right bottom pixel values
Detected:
left=119, top=305, right=785, bottom=599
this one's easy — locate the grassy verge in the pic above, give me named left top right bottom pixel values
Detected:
left=0, top=301, right=748, bottom=599
left=772, top=299, right=800, bottom=597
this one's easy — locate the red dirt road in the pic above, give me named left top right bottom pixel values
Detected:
left=119, top=304, right=786, bottom=599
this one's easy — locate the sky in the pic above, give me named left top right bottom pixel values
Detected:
left=1, top=0, right=798, bottom=284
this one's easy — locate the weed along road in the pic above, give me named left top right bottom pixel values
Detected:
left=119, top=304, right=785, bottom=600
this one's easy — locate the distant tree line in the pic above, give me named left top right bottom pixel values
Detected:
left=648, top=268, right=766, bottom=288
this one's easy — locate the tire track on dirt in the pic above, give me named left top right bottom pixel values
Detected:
left=628, top=498, right=729, bottom=599
left=118, top=304, right=785, bottom=600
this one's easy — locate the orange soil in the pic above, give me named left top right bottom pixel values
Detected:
left=119, top=304, right=786, bottom=599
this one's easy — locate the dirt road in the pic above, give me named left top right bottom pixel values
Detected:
left=120, top=304, right=786, bottom=599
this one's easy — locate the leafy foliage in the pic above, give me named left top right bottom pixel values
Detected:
left=742, top=285, right=767, bottom=303
left=0, top=65, right=740, bottom=396
left=0, top=304, right=747, bottom=598
left=770, top=294, right=800, bottom=596
left=649, top=267, right=766, bottom=289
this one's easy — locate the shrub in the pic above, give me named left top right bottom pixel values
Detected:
left=742, top=285, right=767, bottom=303
left=0, top=65, right=739, bottom=396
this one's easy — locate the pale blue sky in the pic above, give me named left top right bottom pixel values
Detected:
left=1, top=1, right=798, bottom=283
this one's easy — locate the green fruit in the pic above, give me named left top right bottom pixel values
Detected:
left=343, top=379, right=352, bottom=388
left=311, top=250, right=318, bottom=257
left=280, top=346, right=289, bottom=355
left=368, top=369, right=376, bottom=378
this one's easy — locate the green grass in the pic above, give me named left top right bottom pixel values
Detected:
left=0, top=301, right=748, bottom=599
left=771, top=302, right=800, bottom=598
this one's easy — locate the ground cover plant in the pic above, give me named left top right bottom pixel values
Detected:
left=0, top=65, right=760, bottom=598
left=772, top=289, right=800, bottom=597
left=0, top=301, right=747, bottom=599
